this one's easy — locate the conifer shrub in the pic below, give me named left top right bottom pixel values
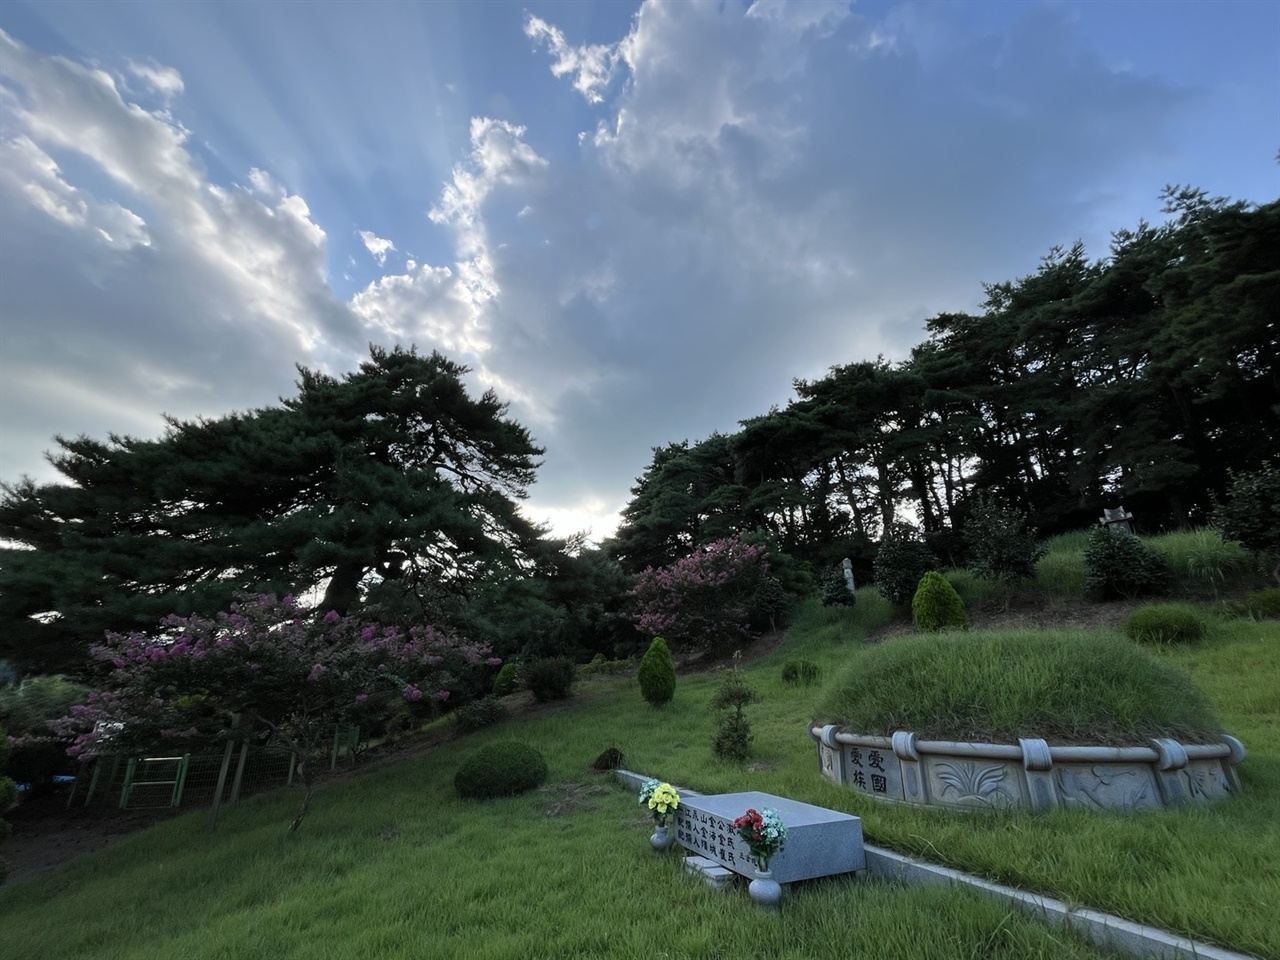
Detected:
left=711, top=712, right=753, bottom=762
left=1084, top=528, right=1171, bottom=600
left=781, top=659, right=821, bottom=685
left=874, top=523, right=940, bottom=606
left=912, top=571, right=968, bottom=632
left=710, top=661, right=758, bottom=761
left=492, top=662, right=521, bottom=697
left=637, top=636, right=676, bottom=706
left=1124, top=604, right=1207, bottom=645
left=452, top=695, right=508, bottom=732
left=525, top=657, right=575, bottom=702
left=454, top=741, right=548, bottom=800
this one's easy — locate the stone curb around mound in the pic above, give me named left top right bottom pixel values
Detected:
left=615, top=769, right=1258, bottom=960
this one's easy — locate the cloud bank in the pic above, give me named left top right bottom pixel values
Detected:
left=0, top=2, right=1207, bottom=539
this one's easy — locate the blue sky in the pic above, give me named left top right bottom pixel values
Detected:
left=1, top=0, right=1277, bottom=540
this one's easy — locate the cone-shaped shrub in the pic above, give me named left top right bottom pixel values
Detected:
left=638, top=636, right=676, bottom=705
left=912, top=570, right=968, bottom=632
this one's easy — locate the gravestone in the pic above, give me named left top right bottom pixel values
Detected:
left=672, top=790, right=864, bottom=883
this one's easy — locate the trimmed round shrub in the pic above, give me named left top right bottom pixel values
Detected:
left=452, top=695, right=508, bottom=733
left=819, top=630, right=1222, bottom=744
left=525, top=657, right=575, bottom=702
left=1084, top=528, right=1171, bottom=600
left=912, top=571, right=968, bottom=632
left=1243, top=588, right=1280, bottom=620
left=874, top=523, right=940, bottom=606
left=454, top=741, right=548, bottom=800
left=781, top=659, right=821, bottom=685
left=638, top=637, right=676, bottom=706
left=1124, top=604, right=1207, bottom=645
left=492, top=662, right=521, bottom=698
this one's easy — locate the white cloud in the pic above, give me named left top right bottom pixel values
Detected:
left=126, top=59, right=185, bottom=99
left=523, top=14, right=620, bottom=104
left=357, top=229, right=396, bottom=265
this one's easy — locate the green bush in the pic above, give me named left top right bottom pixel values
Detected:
left=1212, top=463, right=1280, bottom=582
left=525, top=658, right=575, bottom=702
left=820, top=629, right=1222, bottom=743
left=1243, top=588, right=1280, bottom=620
left=452, top=696, right=508, bottom=733
left=874, top=522, right=940, bottom=606
left=962, top=492, right=1045, bottom=585
left=454, top=741, right=549, bottom=800
left=492, top=662, right=521, bottom=698
left=1124, top=604, right=1207, bottom=645
left=1083, top=528, right=1171, bottom=600
left=912, top=571, right=968, bottom=632
left=781, top=659, right=821, bottom=685
left=637, top=637, right=676, bottom=706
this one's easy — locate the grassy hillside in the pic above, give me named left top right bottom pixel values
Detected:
left=1, top=580, right=1277, bottom=958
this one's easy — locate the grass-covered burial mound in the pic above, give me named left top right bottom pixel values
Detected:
left=820, top=629, right=1223, bottom=745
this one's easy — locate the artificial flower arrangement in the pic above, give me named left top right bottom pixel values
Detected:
left=638, top=778, right=681, bottom=826
left=732, top=806, right=788, bottom=870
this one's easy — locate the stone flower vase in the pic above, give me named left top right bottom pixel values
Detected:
left=650, top=821, right=674, bottom=851
left=748, top=861, right=782, bottom=909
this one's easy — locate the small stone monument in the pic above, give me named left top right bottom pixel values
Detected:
left=1100, top=506, right=1135, bottom=535
left=841, top=557, right=856, bottom=597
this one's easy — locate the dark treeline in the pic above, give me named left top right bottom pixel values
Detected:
left=610, top=187, right=1279, bottom=578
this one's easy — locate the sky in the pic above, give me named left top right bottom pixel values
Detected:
left=1, top=0, right=1277, bottom=542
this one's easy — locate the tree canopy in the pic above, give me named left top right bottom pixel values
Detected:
left=611, top=189, right=1279, bottom=573
left=0, top=346, right=546, bottom=674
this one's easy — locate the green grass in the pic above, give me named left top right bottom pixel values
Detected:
left=1148, top=528, right=1249, bottom=598
left=818, top=628, right=1222, bottom=743
left=2, top=596, right=1277, bottom=957
left=1035, top=533, right=1089, bottom=598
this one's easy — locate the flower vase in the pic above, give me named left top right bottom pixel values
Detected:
left=650, top=822, right=674, bottom=851
left=748, top=865, right=782, bottom=909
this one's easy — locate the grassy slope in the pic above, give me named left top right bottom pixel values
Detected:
left=1, top=585, right=1275, bottom=957
left=0, top=682, right=1118, bottom=960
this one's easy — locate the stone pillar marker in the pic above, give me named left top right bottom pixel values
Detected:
left=672, top=790, right=864, bottom=884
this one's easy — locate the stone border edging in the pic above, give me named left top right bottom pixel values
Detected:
left=614, top=769, right=1259, bottom=960
left=807, top=725, right=1247, bottom=813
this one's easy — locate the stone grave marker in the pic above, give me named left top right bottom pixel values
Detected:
left=672, top=790, right=864, bottom=883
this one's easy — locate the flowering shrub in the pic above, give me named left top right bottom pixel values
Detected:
left=51, top=594, right=496, bottom=830
left=630, top=536, right=770, bottom=652
left=638, top=778, right=680, bottom=825
left=732, top=806, right=788, bottom=868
